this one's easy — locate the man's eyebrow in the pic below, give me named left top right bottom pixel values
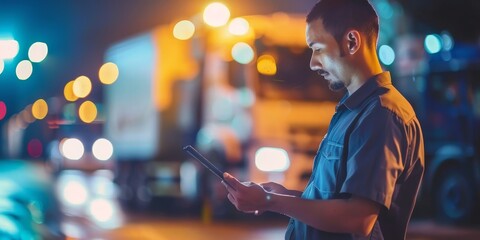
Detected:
left=308, top=42, right=324, bottom=48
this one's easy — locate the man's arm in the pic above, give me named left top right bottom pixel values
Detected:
left=268, top=193, right=380, bottom=236
left=223, top=173, right=380, bottom=236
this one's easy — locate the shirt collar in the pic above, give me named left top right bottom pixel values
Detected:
left=339, top=71, right=392, bottom=111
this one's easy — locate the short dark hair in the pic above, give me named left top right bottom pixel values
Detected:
left=306, top=0, right=379, bottom=45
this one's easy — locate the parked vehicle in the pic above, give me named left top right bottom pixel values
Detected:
left=395, top=39, right=480, bottom=224
left=103, top=13, right=342, bottom=215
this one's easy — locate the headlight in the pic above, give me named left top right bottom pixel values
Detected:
left=61, top=138, right=84, bottom=160
left=254, top=147, right=290, bottom=172
left=92, top=138, right=113, bottom=161
left=61, top=179, right=88, bottom=206
left=87, top=198, right=122, bottom=229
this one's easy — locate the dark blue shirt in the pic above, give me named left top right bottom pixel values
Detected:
left=285, top=72, right=424, bottom=240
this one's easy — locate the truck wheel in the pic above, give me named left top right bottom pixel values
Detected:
left=435, top=168, right=477, bottom=224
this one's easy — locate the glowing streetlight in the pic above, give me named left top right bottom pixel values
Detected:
left=173, top=20, right=196, bottom=40
left=99, top=62, right=119, bottom=84
left=228, top=18, right=249, bottom=36
left=203, top=2, right=230, bottom=27
left=73, top=76, right=92, bottom=98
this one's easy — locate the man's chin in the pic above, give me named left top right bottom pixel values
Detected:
left=328, top=81, right=345, bottom=92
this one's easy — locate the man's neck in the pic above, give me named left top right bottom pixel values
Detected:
left=346, top=58, right=383, bottom=95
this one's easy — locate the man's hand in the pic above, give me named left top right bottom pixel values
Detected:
left=260, top=182, right=302, bottom=197
left=222, top=172, right=270, bottom=215
left=260, top=182, right=288, bottom=193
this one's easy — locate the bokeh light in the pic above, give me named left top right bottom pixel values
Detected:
left=79, top=101, right=97, bottom=123
left=92, top=138, right=114, bottom=161
left=16, top=60, right=33, bottom=80
left=88, top=198, right=115, bottom=222
left=28, top=42, right=48, bottom=63
left=64, top=80, right=79, bottom=102
left=231, top=42, right=254, bottom=64
left=0, top=101, right=6, bottom=120
left=173, top=20, right=196, bottom=40
left=61, top=138, right=84, bottom=160
left=99, top=62, right=119, bottom=84
left=441, top=32, right=454, bottom=51
left=228, top=17, right=249, bottom=36
left=257, top=54, right=277, bottom=75
left=27, top=139, right=43, bottom=158
left=203, top=2, right=230, bottom=27
left=378, top=45, right=395, bottom=66
left=255, top=147, right=290, bottom=172
left=0, top=40, right=19, bottom=59
left=73, top=76, right=92, bottom=98
left=31, top=99, right=48, bottom=120
left=61, top=179, right=88, bottom=205
left=425, top=34, right=442, bottom=54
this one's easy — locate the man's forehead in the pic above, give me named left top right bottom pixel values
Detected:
left=306, top=21, right=326, bottom=46
left=306, top=19, right=336, bottom=46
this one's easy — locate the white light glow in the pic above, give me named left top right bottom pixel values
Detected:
left=61, top=138, right=84, bottom=160
left=255, top=147, right=290, bottom=172
left=88, top=198, right=114, bottom=222
left=88, top=198, right=122, bottom=229
left=203, top=2, right=230, bottom=27
left=173, top=20, right=196, bottom=40
left=228, top=17, right=249, bottom=36
left=28, top=42, right=48, bottom=62
left=62, top=180, right=88, bottom=206
left=16, top=60, right=33, bottom=80
left=0, top=40, right=19, bottom=59
left=92, top=138, right=114, bottom=161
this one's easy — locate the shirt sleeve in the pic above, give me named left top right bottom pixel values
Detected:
left=340, top=106, right=405, bottom=209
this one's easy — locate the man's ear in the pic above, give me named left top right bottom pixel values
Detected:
left=345, top=30, right=361, bottom=55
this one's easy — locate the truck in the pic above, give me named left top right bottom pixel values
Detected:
left=103, top=13, right=342, bottom=215
left=394, top=36, right=480, bottom=224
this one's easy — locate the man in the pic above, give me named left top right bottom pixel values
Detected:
left=222, top=0, right=425, bottom=239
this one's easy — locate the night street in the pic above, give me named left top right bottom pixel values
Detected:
left=56, top=171, right=480, bottom=240
left=1, top=1, right=480, bottom=239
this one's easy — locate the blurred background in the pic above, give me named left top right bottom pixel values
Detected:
left=0, top=0, right=480, bottom=239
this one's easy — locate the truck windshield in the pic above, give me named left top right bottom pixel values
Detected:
left=255, top=46, right=343, bottom=102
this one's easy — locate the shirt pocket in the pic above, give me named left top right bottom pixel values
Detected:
left=314, top=140, right=343, bottom=196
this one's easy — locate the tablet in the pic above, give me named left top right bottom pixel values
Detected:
left=183, top=145, right=235, bottom=189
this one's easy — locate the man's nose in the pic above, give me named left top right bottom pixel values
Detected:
left=310, top=55, right=321, bottom=71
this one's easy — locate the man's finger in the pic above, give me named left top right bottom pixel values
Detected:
left=223, top=172, right=244, bottom=191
